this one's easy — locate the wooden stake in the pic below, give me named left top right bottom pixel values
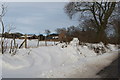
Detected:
left=9, top=40, right=13, bottom=53
left=19, top=40, right=25, bottom=49
left=45, top=36, right=47, bottom=46
left=25, top=34, right=27, bottom=48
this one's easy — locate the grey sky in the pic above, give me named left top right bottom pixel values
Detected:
left=3, top=2, right=78, bottom=34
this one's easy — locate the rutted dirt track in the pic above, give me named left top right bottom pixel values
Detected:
left=97, top=51, right=120, bottom=78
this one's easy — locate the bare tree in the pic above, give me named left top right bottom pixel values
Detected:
left=55, top=28, right=66, bottom=34
left=0, top=4, right=7, bottom=54
left=65, top=2, right=117, bottom=44
left=55, top=28, right=67, bottom=43
left=108, top=14, right=120, bottom=44
left=6, top=24, right=16, bottom=33
left=45, top=29, right=51, bottom=35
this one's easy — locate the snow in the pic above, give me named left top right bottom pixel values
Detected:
left=42, top=51, right=118, bottom=78
left=0, top=38, right=119, bottom=78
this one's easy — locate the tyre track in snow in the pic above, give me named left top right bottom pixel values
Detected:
left=42, top=50, right=119, bottom=78
left=32, top=49, right=52, bottom=66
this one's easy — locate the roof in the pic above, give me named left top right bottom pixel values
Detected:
left=21, top=35, right=33, bottom=38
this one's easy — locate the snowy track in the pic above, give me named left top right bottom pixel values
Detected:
left=2, top=46, right=70, bottom=78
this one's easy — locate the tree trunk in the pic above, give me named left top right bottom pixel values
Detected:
left=97, top=25, right=108, bottom=44
left=1, top=41, right=4, bottom=54
left=1, top=18, right=5, bottom=54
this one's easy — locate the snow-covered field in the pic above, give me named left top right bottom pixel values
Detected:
left=0, top=38, right=119, bottom=78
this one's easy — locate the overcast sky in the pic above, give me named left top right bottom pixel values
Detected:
left=3, top=2, right=78, bottom=34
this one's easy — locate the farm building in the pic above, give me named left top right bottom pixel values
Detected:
left=2, top=32, right=23, bottom=38
left=19, top=34, right=38, bottom=39
left=46, top=33, right=59, bottom=41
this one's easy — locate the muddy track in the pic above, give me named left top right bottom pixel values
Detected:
left=97, top=53, right=120, bottom=78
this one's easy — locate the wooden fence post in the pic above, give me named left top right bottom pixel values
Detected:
left=37, top=36, right=40, bottom=47
left=45, top=36, right=47, bottom=46
left=25, top=34, right=27, bottom=48
left=13, top=35, right=16, bottom=50
left=9, top=40, right=13, bottom=53
left=54, top=37, right=55, bottom=45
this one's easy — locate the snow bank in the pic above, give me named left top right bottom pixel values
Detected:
left=1, top=38, right=119, bottom=78
left=107, top=44, right=118, bottom=51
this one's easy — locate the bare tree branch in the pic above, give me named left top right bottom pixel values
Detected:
left=65, top=2, right=117, bottom=44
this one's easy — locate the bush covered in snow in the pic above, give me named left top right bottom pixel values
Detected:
left=70, top=38, right=79, bottom=46
left=64, top=38, right=118, bottom=55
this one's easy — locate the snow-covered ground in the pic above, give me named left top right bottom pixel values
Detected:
left=0, top=38, right=119, bottom=78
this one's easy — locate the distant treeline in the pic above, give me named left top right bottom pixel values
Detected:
left=55, top=21, right=119, bottom=45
